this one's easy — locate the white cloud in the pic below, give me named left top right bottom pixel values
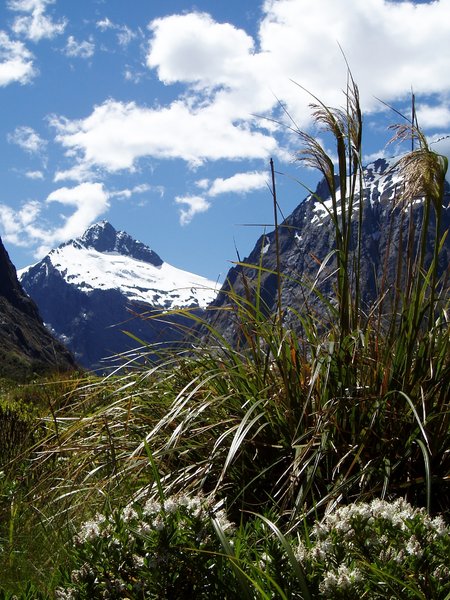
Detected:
left=206, top=171, right=268, bottom=197
left=0, top=183, right=109, bottom=257
left=416, top=102, right=450, bottom=129
left=50, top=99, right=277, bottom=174
left=45, top=182, right=109, bottom=242
left=147, top=12, right=255, bottom=88
left=0, top=30, right=35, bottom=86
left=0, top=200, right=41, bottom=246
left=123, top=67, right=145, bottom=84
left=65, top=36, right=95, bottom=59
left=175, top=171, right=267, bottom=225
left=25, top=169, right=44, bottom=179
left=8, top=125, right=46, bottom=153
left=145, top=3, right=450, bottom=125
left=96, top=17, right=137, bottom=47
left=256, top=0, right=450, bottom=116
left=8, top=0, right=67, bottom=42
left=96, top=17, right=114, bottom=31
left=53, top=162, right=98, bottom=183
left=175, top=195, right=210, bottom=225
left=110, top=183, right=159, bottom=199
left=428, top=133, right=450, bottom=177
left=41, top=1, right=450, bottom=197
left=117, top=26, right=136, bottom=48
left=195, top=178, right=210, bottom=191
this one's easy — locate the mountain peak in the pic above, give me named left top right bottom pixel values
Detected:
left=78, top=221, right=163, bottom=266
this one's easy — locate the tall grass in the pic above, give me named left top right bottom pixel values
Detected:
left=20, top=79, right=450, bottom=519
left=1, top=77, right=449, bottom=596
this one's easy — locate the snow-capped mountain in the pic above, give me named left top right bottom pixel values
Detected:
left=19, top=221, right=218, bottom=370
left=207, top=157, right=450, bottom=341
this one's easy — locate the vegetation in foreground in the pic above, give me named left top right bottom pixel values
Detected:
left=1, top=77, right=449, bottom=598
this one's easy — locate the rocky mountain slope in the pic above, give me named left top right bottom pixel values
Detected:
left=207, top=157, right=450, bottom=340
left=19, top=222, right=218, bottom=371
left=0, top=237, right=76, bottom=380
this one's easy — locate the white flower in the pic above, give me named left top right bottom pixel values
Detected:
left=430, top=515, right=448, bottom=538
left=319, top=569, right=338, bottom=594
left=152, top=515, right=165, bottom=531
left=405, top=536, right=423, bottom=558
left=122, top=504, right=138, bottom=522
left=132, top=554, right=145, bottom=568
left=143, top=498, right=160, bottom=517
left=76, top=513, right=106, bottom=543
left=258, top=551, right=271, bottom=569
left=295, top=541, right=308, bottom=563
left=164, top=497, right=178, bottom=514
left=213, top=508, right=235, bottom=533
left=319, top=565, right=362, bottom=596
left=55, top=587, right=78, bottom=600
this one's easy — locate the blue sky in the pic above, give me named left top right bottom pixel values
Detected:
left=1, top=0, right=449, bottom=282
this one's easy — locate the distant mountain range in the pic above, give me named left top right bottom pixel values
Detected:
left=0, top=236, right=75, bottom=380
left=15, top=156, right=450, bottom=371
left=206, top=157, right=450, bottom=341
left=19, top=221, right=218, bottom=370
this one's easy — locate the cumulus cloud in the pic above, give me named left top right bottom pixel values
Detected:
left=0, top=30, right=35, bottom=86
left=206, top=171, right=268, bottom=197
left=0, top=183, right=109, bottom=257
left=8, top=0, right=67, bottom=42
left=8, top=125, right=47, bottom=153
left=147, top=12, right=255, bottom=88
left=175, top=195, right=210, bottom=225
left=257, top=0, right=450, bottom=115
left=416, top=102, right=450, bottom=129
left=48, top=1, right=450, bottom=187
left=96, top=17, right=114, bottom=31
left=0, top=200, right=41, bottom=247
left=44, top=182, right=109, bottom=243
left=65, top=35, right=95, bottom=59
left=50, top=99, right=277, bottom=174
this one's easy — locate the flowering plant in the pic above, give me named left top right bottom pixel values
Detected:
left=295, top=498, right=450, bottom=599
left=56, top=493, right=236, bottom=599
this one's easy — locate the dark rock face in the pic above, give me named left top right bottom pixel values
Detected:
left=207, top=158, right=450, bottom=340
left=0, top=237, right=76, bottom=380
left=78, top=220, right=163, bottom=266
left=21, top=264, right=192, bottom=370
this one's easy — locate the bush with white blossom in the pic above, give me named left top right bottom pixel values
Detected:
left=295, top=498, right=450, bottom=599
left=56, top=493, right=237, bottom=599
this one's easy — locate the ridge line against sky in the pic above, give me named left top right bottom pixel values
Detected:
left=1, top=0, right=449, bottom=281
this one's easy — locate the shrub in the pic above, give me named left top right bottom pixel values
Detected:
left=295, top=498, right=450, bottom=599
left=57, top=493, right=239, bottom=599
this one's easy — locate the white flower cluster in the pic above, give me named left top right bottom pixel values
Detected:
left=320, top=564, right=362, bottom=595
left=119, top=492, right=235, bottom=535
left=73, top=492, right=235, bottom=553
left=295, top=498, right=450, bottom=598
left=59, top=492, right=236, bottom=598
left=75, top=512, right=109, bottom=544
left=55, top=587, right=78, bottom=600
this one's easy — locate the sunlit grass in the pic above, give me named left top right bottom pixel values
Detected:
left=1, top=76, right=449, bottom=597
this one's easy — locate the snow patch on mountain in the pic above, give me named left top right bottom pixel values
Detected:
left=310, top=156, right=408, bottom=225
left=18, top=222, right=218, bottom=309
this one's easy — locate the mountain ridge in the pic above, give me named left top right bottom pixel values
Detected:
left=19, top=222, right=218, bottom=370
left=206, top=156, right=450, bottom=341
